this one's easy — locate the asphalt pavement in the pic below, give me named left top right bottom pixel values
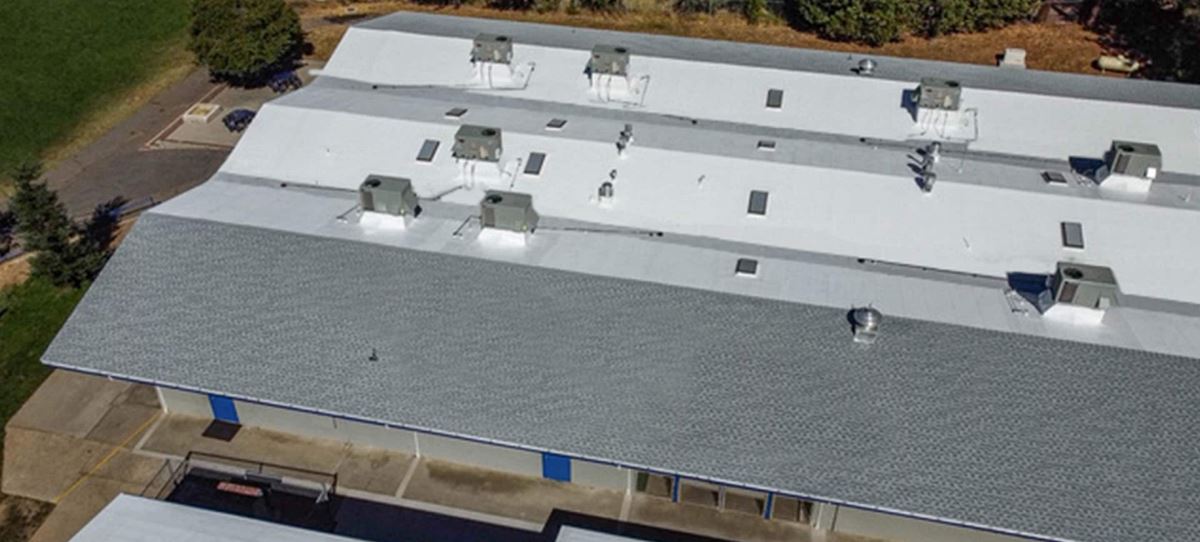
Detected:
left=38, top=68, right=230, bottom=219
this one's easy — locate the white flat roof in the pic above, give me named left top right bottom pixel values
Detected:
left=221, top=84, right=1200, bottom=306
left=321, top=18, right=1200, bottom=175
left=70, top=495, right=361, bottom=542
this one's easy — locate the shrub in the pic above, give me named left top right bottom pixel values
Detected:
left=917, top=0, right=1038, bottom=37
left=574, top=0, right=625, bottom=12
left=744, top=0, right=768, bottom=23
left=188, top=0, right=304, bottom=86
left=793, top=0, right=912, bottom=45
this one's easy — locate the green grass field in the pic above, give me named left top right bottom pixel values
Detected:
left=0, top=0, right=190, bottom=179
left=0, top=278, right=85, bottom=463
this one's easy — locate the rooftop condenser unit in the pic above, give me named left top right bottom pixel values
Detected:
left=1106, top=140, right=1161, bottom=179
left=916, top=78, right=962, bottom=111
left=480, top=191, right=538, bottom=233
left=1053, top=262, right=1119, bottom=310
left=588, top=45, right=630, bottom=76
left=452, top=125, right=503, bottom=162
left=360, top=176, right=420, bottom=217
left=471, top=34, right=513, bottom=64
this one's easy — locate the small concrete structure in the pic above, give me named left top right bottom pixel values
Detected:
left=998, top=48, right=1026, bottom=69
left=182, top=103, right=220, bottom=124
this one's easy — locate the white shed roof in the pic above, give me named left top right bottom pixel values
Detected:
left=70, top=495, right=361, bottom=542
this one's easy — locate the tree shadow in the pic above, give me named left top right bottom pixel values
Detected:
left=83, top=196, right=128, bottom=253
left=1007, top=271, right=1054, bottom=311
left=0, top=209, right=13, bottom=257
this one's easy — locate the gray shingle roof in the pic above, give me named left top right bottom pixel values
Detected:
left=45, top=213, right=1200, bottom=542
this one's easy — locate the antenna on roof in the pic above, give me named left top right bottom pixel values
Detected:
left=616, top=124, right=633, bottom=157
left=598, top=181, right=614, bottom=202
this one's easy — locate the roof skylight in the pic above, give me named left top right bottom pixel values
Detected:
left=524, top=152, right=546, bottom=176
left=735, top=258, right=759, bottom=276
left=416, top=139, right=439, bottom=162
left=766, top=89, right=784, bottom=109
left=748, top=190, right=769, bottom=215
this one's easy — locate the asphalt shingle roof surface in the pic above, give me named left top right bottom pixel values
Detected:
left=46, top=213, right=1200, bottom=542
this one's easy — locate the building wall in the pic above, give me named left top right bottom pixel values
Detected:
left=159, top=387, right=212, bottom=417
left=571, top=459, right=629, bottom=491
left=830, top=505, right=1027, bottom=542
left=415, top=433, right=541, bottom=478
left=234, top=400, right=416, bottom=453
left=157, top=386, right=1022, bottom=541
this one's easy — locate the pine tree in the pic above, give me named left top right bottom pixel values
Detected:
left=8, top=162, right=113, bottom=286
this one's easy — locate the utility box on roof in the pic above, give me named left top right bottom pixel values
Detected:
left=472, top=34, right=513, bottom=64
left=452, top=125, right=503, bottom=162
left=916, top=78, right=962, bottom=111
left=481, top=191, right=538, bottom=233
left=360, top=176, right=420, bottom=217
left=1107, top=140, right=1161, bottom=179
left=588, top=45, right=630, bottom=76
left=1054, top=262, right=1119, bottom=310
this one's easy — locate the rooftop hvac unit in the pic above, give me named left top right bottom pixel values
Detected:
left=480, top=191, right=538, bottom=233
left=916, top=78, right=962, bottom=111
left=588, top=45, right=630, bottom=76
left=452, top=125, right=503, bottom=162
left=359, top=176, right=419, bottom=217
left=471, top=33, right=513, bottom=64
left=1107, top=140, right=1161, bottom=179
left=1053, top=262, right=1119, bottom=310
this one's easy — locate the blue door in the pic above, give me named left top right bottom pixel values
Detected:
left=208, top=394, right=239, bottom=424
left=542, top=452, right=571, bottom=482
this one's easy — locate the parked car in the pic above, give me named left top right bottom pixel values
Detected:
left=268, top=70, right=303, bottom=93
left=222, top=109, right=256, bottom=133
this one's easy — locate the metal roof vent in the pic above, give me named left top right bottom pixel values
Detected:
left=588, top=45, right=630, bottom=76
left=359, top=176, right=420, bottom=217
left=857, top=58, right=876, bottom=76
left=1054, top=262, right=1119, bottom=310
left=472, top=34, right=513, bottom=64
left=1106, top=140, right=1161, bottom=179
left=850, top=307, right=883, bottom=344
left=452, top=125, right=503, bottom=162
left=916, top=78, right=962, bottom=111
left=481, top=191, right=538, bottom=233
left=598, top=181, right=614, bottom=202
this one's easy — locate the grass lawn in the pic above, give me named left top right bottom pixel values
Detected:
left=0, top=277, right=85, bottom=467
left=0, top=0, right=191, bottom=184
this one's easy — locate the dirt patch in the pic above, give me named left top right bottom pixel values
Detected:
left=297, top=1, right=1112, bottom=77
left=423, top=459, right=541, bottom=494
left=0, top=255, right=31, bottom=291
left=0, top=493, right=53, bottom=542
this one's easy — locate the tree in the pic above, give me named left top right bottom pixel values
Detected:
left=8, top=163, right=114, bottom=287
left=794, top=0, right=912, bottom=45
left=1093, top=0, right=1200, bottom=83
left=792, top=0, right=1037, bottom=45
left=916, top=0, right=1039, bottom=37
left=188, top=0, right=304, bottom=86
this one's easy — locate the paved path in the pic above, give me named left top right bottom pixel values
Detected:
left=39, top=68, right=229, bottom=219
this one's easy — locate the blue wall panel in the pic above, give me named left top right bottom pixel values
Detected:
left=208, top=394, right=240, bottom=424
left=542, top=452, right=571, bottom=482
